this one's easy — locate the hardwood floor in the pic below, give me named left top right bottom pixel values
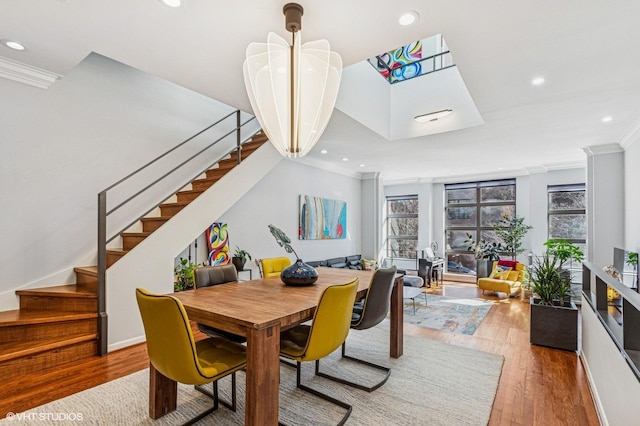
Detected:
left=0, top=282, right=600, bottom=425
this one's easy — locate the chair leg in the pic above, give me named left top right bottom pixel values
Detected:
left=293, top=361, right=352, bottom=426
left=315, top=342, right=391, bottom=392
left=194, top=372, right=237, bottom=412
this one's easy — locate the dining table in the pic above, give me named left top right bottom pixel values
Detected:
left=149, top=266, right=405, bottom=425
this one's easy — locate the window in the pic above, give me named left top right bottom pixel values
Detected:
left=386, top=195, right=418, bottom=259
left=548, top=184, right=586, bottom=280
left=445, top=180, right=516, bottom=274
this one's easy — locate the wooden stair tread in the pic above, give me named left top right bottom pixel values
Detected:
left=159, top=201, right=190, bottom=209
left=0, top=310, right=97, bottom=327
left=0, top=333, right=98, bottom=362
left=120, top=231, right=151, bottom=237
left=74, top=266, right=97, bottom=276
left=16, top=285, right=96, bottom=298
left=140, top=216, right=172, bottom=222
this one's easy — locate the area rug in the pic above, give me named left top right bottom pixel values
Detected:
left=9, top=328, right=504, bottom=425
left=403, top=294, right=494, bottom=335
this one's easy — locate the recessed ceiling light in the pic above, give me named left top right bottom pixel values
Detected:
left=415, top=109, right=453, bottom=123
left=359, top=164, right=365, bottom=167
left=320, top=149, right=328, bottom=154
left=398, top=11, right=419, bottom=26
left=160, top=0, right=182, bottom=7
left=531, top=77, right=545, bottom=86
left=342, top=157, right=349, bottom=162
left=2, top=40, right=26, bottom=51
left=602, top=116, right=613, bottom=123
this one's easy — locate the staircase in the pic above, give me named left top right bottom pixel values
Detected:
left=0, top=132, right=268, bottom=379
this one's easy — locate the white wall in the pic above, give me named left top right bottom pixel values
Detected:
left=0, top=53, right=238, bottom=310
left=174, top=160, right=364, bottom=280
left=624, top=139, right=640, bottom=251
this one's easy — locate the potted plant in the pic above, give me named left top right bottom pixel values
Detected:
left=232, top=246, right=252, bottom=271
left=494, top=214, right=533, bottom=260
left=268, top=224, right=318, bottom=285
left=543, top=238, right=584, bottom=282
left=464, top=233, right=502, bottom=278
left=174, top=257, right=197, bottom=292
left=529, top=252, right=578, bottom=351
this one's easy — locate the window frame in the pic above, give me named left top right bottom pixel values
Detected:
left=444, top=179, right=516, bottom=274
left=385, top=195, right=419, bottom=260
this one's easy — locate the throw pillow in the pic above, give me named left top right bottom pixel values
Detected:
left=498, top=259, right=518, bottom=269
left=507, top=270, right=520, bottom=281
left=490, top=265, right=512, bottom=280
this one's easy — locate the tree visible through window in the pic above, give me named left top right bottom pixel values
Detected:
left=548, top=184, right=586, bottom=279
left=386, top=195, right=418, bottom=259
left=445, top=179, right=516, bottom=274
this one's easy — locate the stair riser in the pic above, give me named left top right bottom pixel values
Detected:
left=75, top=271, right=97, bottom=286
left=141, top=219, right=168, bottom=233
left=20, top=296, right=97, bottom=313
left=122, top=235, right=146, bottom=251
left=106, top=252, right=124, bottom=268
left=191, top=179, right=217, bottom=191
left=176, top=191, right=201, bottom=203
left=0, top=340, right=97, bottom=381
left=0, top=319, right=97, bottom=343
left=159, top=204, right=185, bottom=217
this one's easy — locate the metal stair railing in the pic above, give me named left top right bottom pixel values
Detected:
left=96, top=110, right=260, bottom=355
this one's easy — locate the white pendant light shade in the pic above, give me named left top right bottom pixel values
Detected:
left=243, top=4, right=342, bottom=158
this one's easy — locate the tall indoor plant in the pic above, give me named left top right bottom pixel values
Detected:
left=494, top=214, right=533, bottom=260
left=529, top=251, right=578, bottom=351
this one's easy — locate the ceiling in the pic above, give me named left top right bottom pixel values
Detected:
left=2, top=0, right=640, bottom=183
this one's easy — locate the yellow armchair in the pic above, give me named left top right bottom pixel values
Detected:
left=477, top=261, right=526, bottom=297
left=260, top=256, right=292, bottom=278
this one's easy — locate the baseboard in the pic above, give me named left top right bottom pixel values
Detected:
left=108, top=335, right=146, bottom=353
left=579, top=351, right=609, bottom=426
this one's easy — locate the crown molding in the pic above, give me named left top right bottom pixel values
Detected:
left=619, top=115, right=640, bottom=149
left=0, top=56, right=61, bottom=89
left=582, top=143, right=624, bottom=157
left=383, top=176, right=434, bottom=186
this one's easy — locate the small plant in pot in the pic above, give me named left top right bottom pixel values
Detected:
left=529, top=251, right=578, bottom=351
left=268, top=224, right=318, bottom=285
left=174, top=257, right=197, bottom=292
left=232, top=246, right=251, bottom=271
left=465, top=233, right=502, bottom=278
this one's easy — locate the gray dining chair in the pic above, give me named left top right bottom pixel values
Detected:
left=315, top=266, right=397, bottom=392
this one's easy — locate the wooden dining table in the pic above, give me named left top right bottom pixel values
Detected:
left=150, top=267, right=405, bottom=425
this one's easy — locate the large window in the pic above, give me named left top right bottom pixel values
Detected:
left=386, top=195, right=418, bottom=259
left=548, top=184, right=586, bottom=280
left=445, top=180, right=516, bottom=274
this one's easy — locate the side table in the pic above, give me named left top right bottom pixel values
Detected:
left=238, top=269, right=252, bottom=281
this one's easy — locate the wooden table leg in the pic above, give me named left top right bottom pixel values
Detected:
left=246, top=324, right=280, bottom=426
left=390, top=276, right=404, bottom=358
left=149, top=362, right=177, bottom=419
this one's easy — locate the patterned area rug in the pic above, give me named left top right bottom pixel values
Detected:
left=9, top=328, right=504, bottom=425
left=403, top=293, right=494, bottom=335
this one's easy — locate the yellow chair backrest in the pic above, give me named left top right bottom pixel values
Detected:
left=136, top=288, right=216, bottom=385
left=301, top=279, right=359, bottom=361
left=491, top=261, right=526, bottom=281
left=261, top=257, right=292, bottom=278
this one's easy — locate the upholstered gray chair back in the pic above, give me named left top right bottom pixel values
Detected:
left=352, top=266, right=396, bottom=330
left=194, top=264, right=238, bottom=289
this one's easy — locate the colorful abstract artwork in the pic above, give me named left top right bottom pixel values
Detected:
left=371, top=40, right=423, bottom=83
left=299, top=195, right=347, bottom=240
left=205, top=222, right=230, bottom=265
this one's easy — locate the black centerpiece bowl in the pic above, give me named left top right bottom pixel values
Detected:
left=281, top=259, right=318, bottom=286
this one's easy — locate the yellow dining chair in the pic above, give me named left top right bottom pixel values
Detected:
left=279, top=279, right=359, bottom=426
left=315, top=266, right=397, bottom=392
left=259, top=256, right=292, bottom=278
left=135, top=288, right=247, bottom=425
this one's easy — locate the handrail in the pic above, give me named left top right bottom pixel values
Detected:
left=96, top=110, right=259, bottom=355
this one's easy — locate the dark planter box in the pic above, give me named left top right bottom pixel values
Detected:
left=476, top=259, right=493, bottom=279
left=530, top=298, right=578, bottom=352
